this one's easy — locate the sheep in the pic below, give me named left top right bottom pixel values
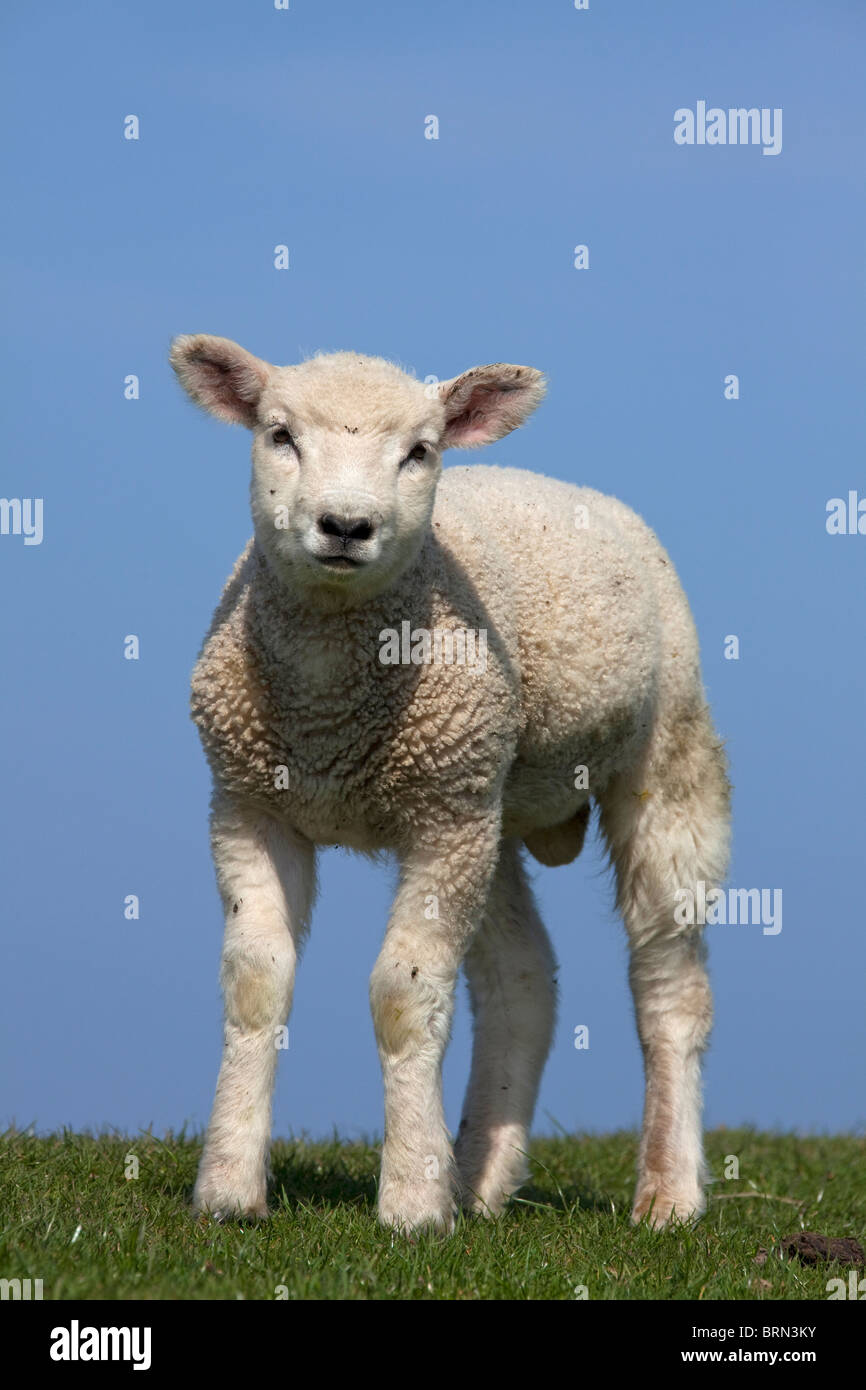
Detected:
left=170, top=333, right=731, bottom=1233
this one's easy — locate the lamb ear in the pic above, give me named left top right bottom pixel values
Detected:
left=170, top=334, right=270, bottom=426
left=438, top=363, right=546, bottom=449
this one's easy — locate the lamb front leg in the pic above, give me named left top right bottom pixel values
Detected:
left=369, top=815, right=501, bottom=1233
left=193, top=796, right=316, bottom=1220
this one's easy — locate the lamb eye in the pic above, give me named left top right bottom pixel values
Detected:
left=404, top=443, right=428, bottom=464
left=272, top=427, right=294, bottom=448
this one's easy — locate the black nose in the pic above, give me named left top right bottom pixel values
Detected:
left=318, top=512, right=374, bottom=543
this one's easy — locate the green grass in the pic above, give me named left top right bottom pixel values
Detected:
left=1, top=1128, right=862, bottom=1300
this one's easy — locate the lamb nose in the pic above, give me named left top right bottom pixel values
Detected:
left=318, top=512, right=374, bottom=542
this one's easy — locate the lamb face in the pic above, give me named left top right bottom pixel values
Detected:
left=170, top=334, right=546, bottom=608
left=249, top=355, right=446, bottom=606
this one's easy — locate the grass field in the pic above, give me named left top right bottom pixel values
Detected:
left=1, top=1128, right=862, bottom=1301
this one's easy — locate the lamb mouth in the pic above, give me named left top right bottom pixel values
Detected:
left=316, top=554, right=362, bottom=570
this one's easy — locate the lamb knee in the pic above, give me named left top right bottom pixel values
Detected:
left=369, top=957, right=453, bottom=1060
left=221, top=940, right=294, bottom=1033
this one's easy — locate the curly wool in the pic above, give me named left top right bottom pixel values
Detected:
left=193, top=465, right=703, bottom=860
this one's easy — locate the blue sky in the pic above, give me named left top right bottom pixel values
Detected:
left=2, top=1, right=864, bottom=1148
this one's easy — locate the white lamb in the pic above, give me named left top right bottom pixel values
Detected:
left=170, top=334, right=730, bottom=1232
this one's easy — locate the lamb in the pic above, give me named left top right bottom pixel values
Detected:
left=170, top=333, right=731, bottom=1233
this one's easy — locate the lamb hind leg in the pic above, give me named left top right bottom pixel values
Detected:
left=193, top=797, right=315, bottom=1220
left=455, top=839, right=557, bottom=1215
left=599, top=706, right=730, bottom=1228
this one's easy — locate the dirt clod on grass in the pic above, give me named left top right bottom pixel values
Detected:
left=781, top=1233, right=864, bottom=1267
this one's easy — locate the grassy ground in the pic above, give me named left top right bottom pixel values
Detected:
left=1, top=1128, right=862, bottom=1300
